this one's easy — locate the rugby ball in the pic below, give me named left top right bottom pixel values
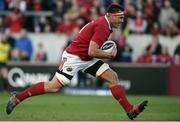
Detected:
left=101, top=40, right=116, bottom=53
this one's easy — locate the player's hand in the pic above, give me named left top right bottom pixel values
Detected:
left=111, top=46, right=117, bottom=59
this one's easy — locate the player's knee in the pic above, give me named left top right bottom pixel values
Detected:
left=50, top=88, right=60, bottom=92
left=113, top=71, right=119, bottom=82
left=45, top=81, right=62, bottom=92
left=109, top=71, right=119, bottom=84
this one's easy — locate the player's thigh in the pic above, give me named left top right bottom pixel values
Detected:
left=99, top=68, right=119, bottom=86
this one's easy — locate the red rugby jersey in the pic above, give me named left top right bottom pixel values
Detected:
left=65, top=16, right=111, bottom=61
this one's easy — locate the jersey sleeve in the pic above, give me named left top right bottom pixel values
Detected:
left=91, top=24, right=109, bottom=47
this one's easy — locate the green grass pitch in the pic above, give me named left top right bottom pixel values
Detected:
left=0, top=92, right=180, bottom=121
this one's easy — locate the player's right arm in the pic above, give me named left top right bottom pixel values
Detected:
left=88, top=40, right=116, bottom=59
left=88, top=22, right=117, bottom=59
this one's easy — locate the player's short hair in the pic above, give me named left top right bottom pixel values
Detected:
left=107, top=4, right=124, bottom=13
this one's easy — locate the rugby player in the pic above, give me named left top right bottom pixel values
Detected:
left=6, top=4, right=148, bottom=120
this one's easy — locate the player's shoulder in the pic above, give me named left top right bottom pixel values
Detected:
left=94, top=16, right=109, bottom=29
left=94, top=16, right=106, bottom=25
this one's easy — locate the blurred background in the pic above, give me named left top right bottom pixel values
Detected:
left=0, top=0, right=180, bottom=96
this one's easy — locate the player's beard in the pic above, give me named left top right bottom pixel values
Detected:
left=113, top=23, right=122, bottom=30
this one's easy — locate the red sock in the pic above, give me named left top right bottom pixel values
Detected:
left=15, top=82, right=45, bottom=102
left=110, top=84, right=133, bottom=113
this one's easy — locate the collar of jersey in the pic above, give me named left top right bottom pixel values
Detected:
left=105, top=15, right=113, bottom=33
